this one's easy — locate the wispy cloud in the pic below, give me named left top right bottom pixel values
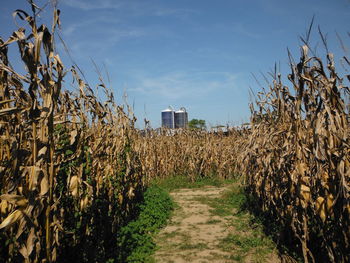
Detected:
left=151, top=7, right=199, bottom=19
left=60, top=0, right=122, bottom=11
left=128, top=71, right=237, bottom=99
left=193, top=22, right=261, bottom=39
left=231, top=23, right=261, bottom=39
left=58, top=0, right=190, bottom=58
left=60, top=0, right=197, bottom=19
left=60, top=24, right=162, bottom=59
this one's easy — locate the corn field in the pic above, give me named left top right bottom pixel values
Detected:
left=0, top=3, right=241, bottom=262
left=0, top=4, right=144, bottom=262
left=0, top=2, right=349, bottom=263
left=241, top=43, right=350, bottom=262
left=136, top=128, right=244, bottom=183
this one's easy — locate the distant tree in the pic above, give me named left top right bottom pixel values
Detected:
left=188, top=119, right=206, bottom=130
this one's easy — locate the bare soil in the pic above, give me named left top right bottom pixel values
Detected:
left=153, top=185, right=281, bottom=263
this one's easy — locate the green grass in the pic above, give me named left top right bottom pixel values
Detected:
left=193, top=184, right=276, bottom=263
left=204, top=219, right=221, bottom=224
left=219, top=233, right=274, bottom=253
left=160, top=230, right=179, bottom=239
left=116, top=185, right=174, bottom=263
left=151, top=175, right=237, bottom=192
left=144, top=177, right=279, bottom=263
left=192, top=184, right=246, bottom=217
left=219, top=233, right=275, bottom=263
left=178, top=242, right=209, bottom=250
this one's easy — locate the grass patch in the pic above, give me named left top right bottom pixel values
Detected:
left=204, top=219, right=221, bottom=224
left=219, top=233, right=273, bottom=252
left=148, top=177, right=281, bottom=262
left=218, top=231, right=275, bottom=263
left=192, top=183, right=277, bottom=262
left=178, top=242, right=209, bottom=250
left=161, top=230, right=179, bottom=239
left=116, top=185, right=174, bottom=262
left=193, top=184, right=246, bottom=217
left=243, top=193, right=304, bottom=262
left=151, top=175, right=237, bottom=191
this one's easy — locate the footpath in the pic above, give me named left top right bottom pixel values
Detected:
left=153, top=185, right=281, bottom=263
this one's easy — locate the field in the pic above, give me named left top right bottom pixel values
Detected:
left=0, top=2, right=349, bottom=263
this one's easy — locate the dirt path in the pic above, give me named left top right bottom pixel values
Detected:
left=153, top=185, right=280, bottom=263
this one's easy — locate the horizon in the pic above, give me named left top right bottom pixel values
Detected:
left=1, top=0, right=349, bottom=128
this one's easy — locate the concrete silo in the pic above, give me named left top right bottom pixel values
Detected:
left=161, top=106, right=175, bottom=128
left=175, top=107, right=188, bottom=128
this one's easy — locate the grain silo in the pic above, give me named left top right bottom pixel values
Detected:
left=161, top=106, right=175, bottom=128
left=175, top=107, right=188, bottom=128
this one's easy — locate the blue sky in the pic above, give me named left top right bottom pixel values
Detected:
left=1, top=0, right=349, bottom=128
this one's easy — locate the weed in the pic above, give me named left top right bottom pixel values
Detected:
left=218, top=233, right=274, bottom=262
left=204, top=219, right=222, bottom=224
left=151, top=175, right=236, bottom=192
left=190, top=183, right=278, bottom=262
left=161, top=230, right=179, bottom=239
left=178, top=242, right=209, bottom=250
left=192, top=184, right=247, bottom=218
left=117, top=186, right=174, bottom=262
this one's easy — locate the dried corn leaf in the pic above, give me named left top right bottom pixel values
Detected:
left=0, top=209, right=23, bottom=229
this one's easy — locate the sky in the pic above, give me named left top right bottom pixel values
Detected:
left=1, top=0, right=350, bottom=128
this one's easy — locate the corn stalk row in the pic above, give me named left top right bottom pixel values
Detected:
left=0, top=5, right=143, bottom=262
left=1, top=2, right=349, bottom=263
left=135, top=129, right=244, bottom=184
left=240, top=43, right=350, bottom=262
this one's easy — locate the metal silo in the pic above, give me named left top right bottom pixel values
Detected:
left=175, top=107, right=188, bottom=128
left=161, top=106, right=175, bottom=128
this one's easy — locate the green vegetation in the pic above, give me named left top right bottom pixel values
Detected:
left=188, top=118, right=206, bottom=130
left=219, top=233, right=275, bottom=262
left=193, top=183, right=276, bottom=262
left=178, top=242, right=209, bottom=250
left=204, top=219, right=221, bottom=224
left=192, top=184, right=246, bottom=217
left=1, top=2, right=348, bottom=262
left=151, top=175, right=236, bottom=191
left=116, top=186, right=174, bottom=262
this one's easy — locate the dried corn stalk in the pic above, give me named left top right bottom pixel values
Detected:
left=241, top=39, right=350, bottom=262
left=0, top=2, right=144, bottom=262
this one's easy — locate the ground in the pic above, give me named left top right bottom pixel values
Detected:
left=153, top=184, right=281, bottom=263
